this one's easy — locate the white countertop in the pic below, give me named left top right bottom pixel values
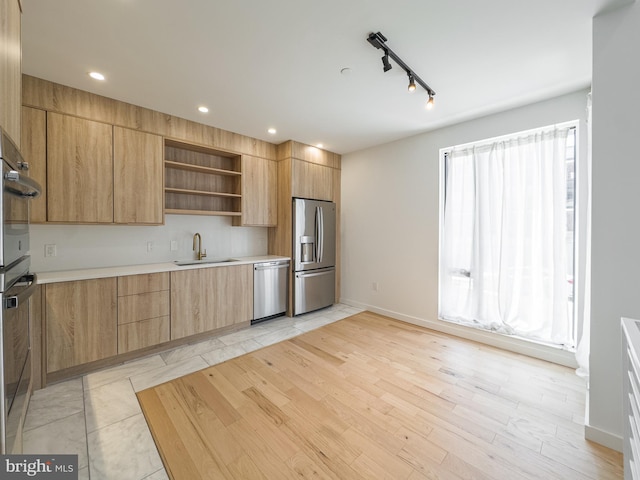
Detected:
left=35, top=255, right=290, bottom=284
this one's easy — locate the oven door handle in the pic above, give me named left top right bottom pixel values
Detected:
left=4, top=170, right=42, bottom=198
left=4, top=273, right=38, bottom=310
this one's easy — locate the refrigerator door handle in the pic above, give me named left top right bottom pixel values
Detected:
left=296, top=269, right=333, bottom=279
left=318, top=206, right=324, bottom=263
left=314, top=206, right=320, bottom=263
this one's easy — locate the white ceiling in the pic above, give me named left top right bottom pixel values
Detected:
left=20, top=0, right=628, bottom=154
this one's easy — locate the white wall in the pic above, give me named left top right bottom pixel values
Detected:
left=341, top=89, right=589, bottom=361
left=30, top=215, right=267, bottom=272
left=589, top=1, right=640, bottom=450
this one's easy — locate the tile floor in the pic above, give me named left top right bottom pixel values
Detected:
left=23, top=303, right=363, bottom=480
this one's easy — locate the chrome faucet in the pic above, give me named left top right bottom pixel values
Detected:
left=193, top=233, right=207, bottom=260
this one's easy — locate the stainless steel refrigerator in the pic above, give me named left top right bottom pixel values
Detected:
left=292, top=198, right=336, bottom=315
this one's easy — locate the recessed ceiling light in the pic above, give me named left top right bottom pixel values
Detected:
left=267, top=128, right=277, bottom=135
left=89, top=71, right=105, bottom=81
left=316, top=144, right=324, bottom=149
left=198, top=106, right=209, bottom=113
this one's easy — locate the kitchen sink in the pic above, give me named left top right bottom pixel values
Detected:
left=174, top=259, right=237, bottom=266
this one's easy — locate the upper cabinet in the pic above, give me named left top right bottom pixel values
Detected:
left=235, top=155, right=277, bottom=227
left=114, top=127, right=163, bottom=224
left=37, top=112, right=164, bottom=225
left=21, top=106, right=47, bottom=223
left=291, top=159, right=334, bottom=202
left=22, top=77, right=353, bottom=228
left=0, top=0, right=21, bottom=146
left=47, top=113, right=114, bottom=223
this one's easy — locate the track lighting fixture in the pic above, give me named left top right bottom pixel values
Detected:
left=381, top=50, right=392, bottom=72
left=407, top=74, right=416, bottom=93
left=367, top=31, right=436, bottom=108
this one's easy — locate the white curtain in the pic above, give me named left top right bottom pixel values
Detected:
left=575, top=93, right=592, bottom=377
left=440, top=125, right=573, bottom=346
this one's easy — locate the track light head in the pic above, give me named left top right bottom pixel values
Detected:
left=407, top=74, right=416, bottom=92
left=426, top=94, right=435, bottom=110
left=381, top=51, right=392, bottom=72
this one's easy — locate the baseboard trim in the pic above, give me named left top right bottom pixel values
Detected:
left=585, top=424, right=623, bottom=452
left=340, top=299, right=578, bottom=368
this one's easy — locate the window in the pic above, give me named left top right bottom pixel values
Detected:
left=439, top=123, right=577, bottom=348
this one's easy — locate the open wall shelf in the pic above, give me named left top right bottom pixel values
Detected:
left=164, top=139, right=242, bottom=217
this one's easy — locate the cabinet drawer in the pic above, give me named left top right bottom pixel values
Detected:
left=118, top=316, right=170, bottom=354
left=118, top=291, right=169, bottom=325
left=118, top=272, right=169, bottom=296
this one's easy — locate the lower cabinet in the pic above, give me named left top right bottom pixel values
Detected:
left=45, top=278, right=118, bottom=373
left=44, top=264, right=254, bottom=377
left=117, top=273, right=170, bottom=354
left=171, top=264, right=253, bottom=340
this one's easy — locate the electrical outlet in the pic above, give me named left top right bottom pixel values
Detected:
left=170, top=240, right=178, bottom=251
left=45, top=244, right=57, bottom=257
left=372, top=282, right=379, bottom=292
left=146, top=241, right=153, bottom=253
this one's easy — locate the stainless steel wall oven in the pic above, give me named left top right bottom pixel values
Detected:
left=0, top=127, right=41, bottom=454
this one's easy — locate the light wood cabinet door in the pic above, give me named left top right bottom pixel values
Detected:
left=45, top=278, right=118, bottom=373
left=236, top=156, right=276, bottom=226
left=21, top=107, right=47, bottom=223
left=47, top=113, right=114, bottom=223
left=0, top=0, right=21, bottom=147
left=170, top=264, right=253, bottom=340
left=291, top=159, right=334, bottom=201
left=114, top=127, right=164, bottom=224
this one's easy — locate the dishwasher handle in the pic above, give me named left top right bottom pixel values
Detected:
left=254, top=262, right=289, bottom=271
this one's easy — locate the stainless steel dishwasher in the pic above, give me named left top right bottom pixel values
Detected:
left=253, top=260, right=289, bottom=324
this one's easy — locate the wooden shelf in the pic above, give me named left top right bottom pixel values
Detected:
left=164, top=160, right=241, bottom=177
left=164, top=187, right=241, bottom=199
left=164, top=140, right=242, bottom=218
left=165, top=209, right=241, bottom=217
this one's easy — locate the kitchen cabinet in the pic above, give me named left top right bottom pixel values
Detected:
left=114, top=127, right=164, bottom=224
left=170, top=264, right=253, bottom=340
left=235, top=155, right=277, bottom=226
left=47, top=113, right=114, bottom=223
left=45, top=113, right=165, bottom=225
left=164, top=139, right=242, bottom=217
left=45, top=278, right=117, bottom=373
left=291, top=158, right=334, bottom=202
left=0, top=0, right=21, bottom=146
left=21, top=106, right=47, bottom=223
left=117, top=273, right=170, bottom=354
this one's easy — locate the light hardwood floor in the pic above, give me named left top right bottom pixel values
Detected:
left=138, top=311, right=622, bottom=480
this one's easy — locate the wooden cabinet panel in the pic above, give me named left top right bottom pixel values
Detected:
left=45, top=278, right=117, bottom=373
left=47, top=113, right=114, bottom=223
left=118, top=272, right=169, bottom=296
left=21, top=106, right=47, bottom=223
left=118, top=316, right=170, bottom=354
left=291, top=159, right=333, bottom=201
left=236, top=155, right=277, bottom=226
left=114, top=127, right=164, bottom=224
left=0, top=0, right=21, bottom=147
left=118, top=291, right=169, bottom=325
left=212, top=264, right=252, bottom=329
left=170, top=264, right=253, bottom=340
